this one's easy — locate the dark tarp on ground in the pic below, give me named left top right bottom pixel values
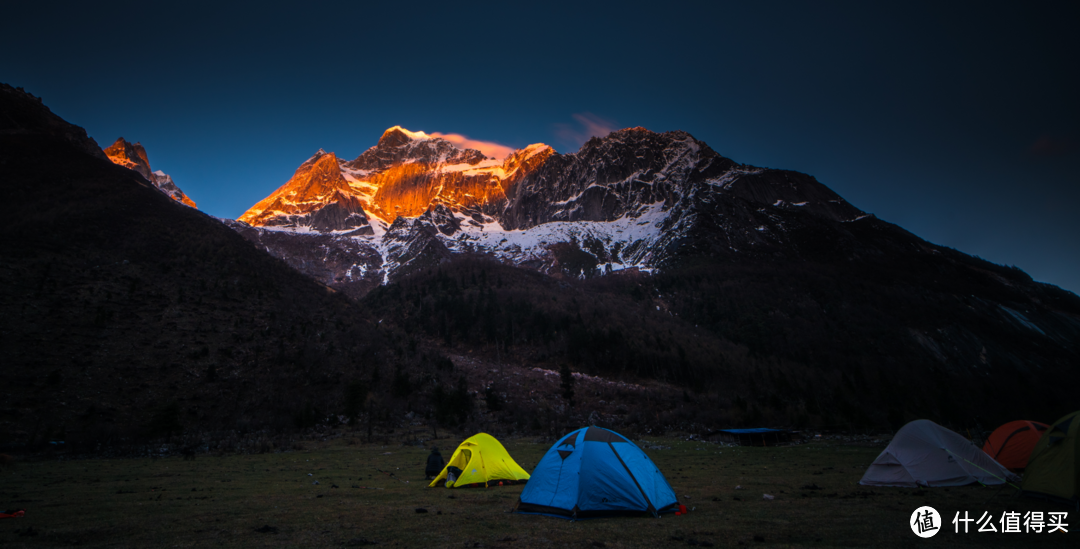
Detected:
left=706, top=428, right=791, bottom=446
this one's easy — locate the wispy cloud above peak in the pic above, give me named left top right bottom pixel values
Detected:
left=430, top=132, right=515, bottom=160
left=553, top=113, right=619, bottom=151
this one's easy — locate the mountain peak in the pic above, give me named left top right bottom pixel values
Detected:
left=312, top=150, right=339, bottom=167
left=103, top=137, right=153, bottom=180
left=349, top=126, right=485, bottom=173
left=237, top=148, right=356, bottom=229
left=378, top=126, right=431, bottom=147
left=102, top=137, right=197, bottom=208
left=519, top=143, right=554, bottom=156
left=501, top=143, right=555, bottom=175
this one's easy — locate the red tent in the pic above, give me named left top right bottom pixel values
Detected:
left=982, top=420, right=1049, bottom=471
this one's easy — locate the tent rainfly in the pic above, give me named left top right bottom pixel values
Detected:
left=516, top=426, right=679, bottom=519
left=982, top=420, right=1049, bottom=471
left=1022, top=411, right=1080, bottom=506
left=860, top=420, right=1019, bottom=488
left=428, top=433, right=530, bottom=488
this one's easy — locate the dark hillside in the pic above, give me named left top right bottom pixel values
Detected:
left=0, top=84, right=403, bottom=450
left=363, top=232, right=1080, bottom=431
left=364, top=258, right=727, bottom=386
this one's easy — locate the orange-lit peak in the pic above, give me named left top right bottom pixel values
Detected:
left=312, top=150, right=337, bottom=163
left=103, top=137, right=153, bottom=180
left=379, top=126, right=431, bottom=145
left=521, top=143, right=553, bottom=154
left=509, top=143, right=555, bottom=162
left=103, top=138, right=197, bottom=209
left=104, top=137, right=150, bottom=167
left=388, top=125, right=431, bottom=139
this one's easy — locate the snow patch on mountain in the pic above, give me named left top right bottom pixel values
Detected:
left=708, top=166, right=765, bottom=189
left=999, top=306, right=1046, bottom=335
left=447, top=201, right=670, bottom=272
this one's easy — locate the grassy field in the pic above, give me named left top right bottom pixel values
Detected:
left=1, top=434, right=1073, bottom=548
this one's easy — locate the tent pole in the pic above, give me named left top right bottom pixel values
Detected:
left=951, top=451, right=1021, bottom=491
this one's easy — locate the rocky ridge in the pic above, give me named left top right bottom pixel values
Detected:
left=0, top=83, right=107, bottom=160
left=233, top=126, right=873, bottom=291
left=103, top=137, right=197, bottom=208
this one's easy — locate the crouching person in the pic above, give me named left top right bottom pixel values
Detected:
left=425, top=447, right=445, bottom=480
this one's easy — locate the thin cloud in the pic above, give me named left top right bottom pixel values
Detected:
left=1028, top=135, right=1077, bottom=157
left=429, top=132, right=515, bottom=160
left=553, top=113, right=619, bottom=150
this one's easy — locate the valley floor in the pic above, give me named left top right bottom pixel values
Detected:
left=0, top=434, right=1073, bottom=548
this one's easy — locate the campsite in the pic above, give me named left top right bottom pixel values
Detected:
left=2, top=428, right=1075, bottom=548
left=3, top=5, right=1079, bottom=548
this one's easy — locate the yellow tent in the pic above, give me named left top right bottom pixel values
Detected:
left=428, top=433, right=531, bottom=488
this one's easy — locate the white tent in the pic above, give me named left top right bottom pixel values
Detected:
left=860, top=420, right=1019, bottom=487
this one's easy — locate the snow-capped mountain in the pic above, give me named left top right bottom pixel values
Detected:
left=5, top=81, right=1079, bottom=441
left=104, top=138, right=197, bottom=208
left=232, top=125, right=872, bottom=295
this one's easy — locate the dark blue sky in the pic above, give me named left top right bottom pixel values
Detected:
left=4, top=2, right=1078, bottom=293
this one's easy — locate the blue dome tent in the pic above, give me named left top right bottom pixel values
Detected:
left=515, top=426, right=679, bottom=518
